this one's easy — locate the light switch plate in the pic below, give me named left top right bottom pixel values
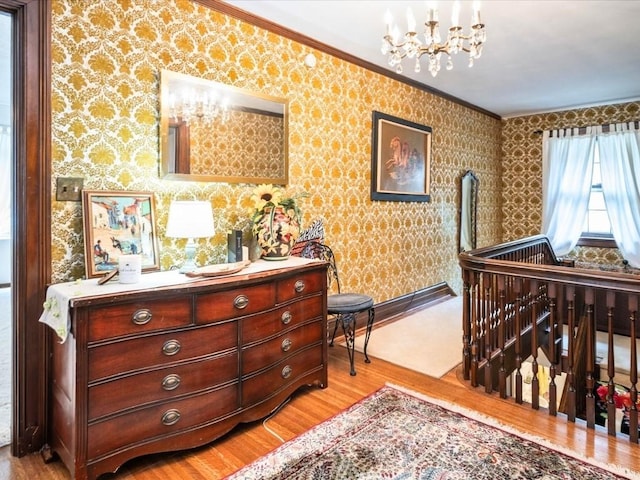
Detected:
left=56, top=177, right=84, bottom=201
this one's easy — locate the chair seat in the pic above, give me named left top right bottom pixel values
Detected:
left=328, top=293, right=374, bottom=314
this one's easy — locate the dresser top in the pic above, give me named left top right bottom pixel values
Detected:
left=40, top=256, right=326, bottom=342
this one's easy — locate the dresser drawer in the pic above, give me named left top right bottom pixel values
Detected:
left=88, top=297, right=192, bottom=342
left=88, top=351, right=238, bottom=421
left=242, top=321, right=322, bottom=375
left=88, top=321, right=237, bottom=382
left=241, top=295, right=323, bottom=344
left=242, top=345, right=323, bottom=406
left=87, top=383, right=239, bottom=460
left=277, top=270, right=325, bottom=303
left=195, top=283, right=276, bottom=324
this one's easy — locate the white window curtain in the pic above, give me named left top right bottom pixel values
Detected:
left=0, top=125, right=10, bottom=240
left=541, top=127, right=596, bottom=256
left=597, top=122, right=640, bottom=268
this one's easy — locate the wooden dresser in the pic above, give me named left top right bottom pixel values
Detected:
left=47, top=259, right=328, bottom=480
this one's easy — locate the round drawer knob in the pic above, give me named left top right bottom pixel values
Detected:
left=161, top=409, right=181, bottom=426
left=234, top=294, right=249, bottom=309
left=281, top=338, right=292, bottom=352
left=132, top=308, right=152, bottom=325
left=161, top=374, right=181, bottom=391
left=162, top=339, right=181, bottom=356
left=294, top=280, right=305, bottom=293
left=281, top=311, right=292, bottom=325
left=281, top=365, right=292, bottom=379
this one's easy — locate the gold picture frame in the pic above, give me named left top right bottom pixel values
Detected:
left=82, top=190, right=160, bottom=278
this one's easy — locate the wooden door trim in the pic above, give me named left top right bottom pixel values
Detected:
left=0, top=0, right=51, bottom=456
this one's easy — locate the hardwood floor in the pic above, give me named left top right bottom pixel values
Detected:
left=3, top=346, right=639, bottom=479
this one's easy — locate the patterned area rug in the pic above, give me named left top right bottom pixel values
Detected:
left=224, top=384, right=637, bottom=480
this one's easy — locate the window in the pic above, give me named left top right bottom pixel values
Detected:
left=578, top=144, right=615, bottom=247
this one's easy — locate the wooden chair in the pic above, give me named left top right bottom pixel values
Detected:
left=299, top=241, right=374, bottom=375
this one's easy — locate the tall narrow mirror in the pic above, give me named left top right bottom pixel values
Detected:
left=459, top=170, right=479, bottom=252
left=159, top=69, right=288, bottom=184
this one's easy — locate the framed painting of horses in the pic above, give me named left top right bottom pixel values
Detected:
left=82, top=190, right=160, bottom=278
left=371, top=111, right=432, bottom=202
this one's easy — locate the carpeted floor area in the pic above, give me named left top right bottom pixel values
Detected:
left=351, top=296, right=462, bottom=378
left=224, top=384, right=637, bottom=479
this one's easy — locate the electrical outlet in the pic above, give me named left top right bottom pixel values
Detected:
left=56, top=177, right=84, bottom=202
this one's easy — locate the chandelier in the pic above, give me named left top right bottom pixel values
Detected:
left=168, top=88, right=230, bottom=125
left=381, top=1, right=486, bottom=77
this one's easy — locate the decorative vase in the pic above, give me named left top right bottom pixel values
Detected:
left=253, top=206, right=300, bottom=261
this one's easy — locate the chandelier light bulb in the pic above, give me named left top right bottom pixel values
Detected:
left=451, top=1, right=460, bottom=26
left=391, top=25, right=401, bottom=44
left=426, top=3, right=434, bottom=23
left=384, top=9, right=393, bottom=35
left=407, top=7, right=416, bottom=32
left=472, top=1, right=482, bottom=25
left=381, top=1, right=486, bottom=78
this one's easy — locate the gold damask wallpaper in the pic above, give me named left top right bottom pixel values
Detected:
left=50, top=0, right=503, bottom=302
left=501, top=101, right=640, bottom=264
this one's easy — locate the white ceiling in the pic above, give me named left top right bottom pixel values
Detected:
left=224, top=0, right=640, bottom=119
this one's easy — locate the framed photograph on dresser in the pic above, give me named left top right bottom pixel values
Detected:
left=82, top=190, right=160, bottom=278
left=371, top=110, right=432, bottom=202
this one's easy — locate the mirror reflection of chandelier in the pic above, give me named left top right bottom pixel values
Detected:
left=168, top=88, right=231, bottom=125
left=381, top=1, right=486, bottom=77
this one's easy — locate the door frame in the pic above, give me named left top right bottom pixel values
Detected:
left=0, top=0, right=51, bottom=456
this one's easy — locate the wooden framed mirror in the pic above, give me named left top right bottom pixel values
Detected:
left=159, top=69, right=288, bottom=184
left=459, top=170, right=479, bottom=252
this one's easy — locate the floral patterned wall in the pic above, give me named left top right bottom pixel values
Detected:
left=501, top=101, right=640, bottom=264
left=50, top=0, right=503, bottom=301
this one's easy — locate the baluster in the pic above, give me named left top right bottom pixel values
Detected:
left=628, top=295, right=638, bottom=444
left=498, top=275, right=507, bottom=398
left=491, top=275, right=497, bottom=350
left=522, top=280, right=531, bottom=332
left=462, top=268, right=472, bottom=380
left=585, top=288, right=596, bottom=429
left=514, top=277, right=523, bottom=404
left=470, top=272, right=480, bottom=387
left=548, top=283, right=558, bottom=416
left=554, top=286, right=565, bottom=364
left=530, top=279, right=540, bottom=410
left=483, top=272, right=493, bottom=393
left=565, top=285, right=576, bottom=422
left=506, top=276, right=515, bottom=340
left=606, top=291, right=617, bottom=436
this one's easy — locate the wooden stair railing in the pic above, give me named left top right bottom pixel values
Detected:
left=459, top=235, right=640, bottom=443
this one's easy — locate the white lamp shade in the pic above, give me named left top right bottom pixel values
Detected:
left=165, top=200, right=215, bottom=239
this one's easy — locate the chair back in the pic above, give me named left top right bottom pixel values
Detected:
left=299, top=241, right=341, bottom=293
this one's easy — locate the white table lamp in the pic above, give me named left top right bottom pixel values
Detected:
left=166, top=200, right=215, bottom=273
